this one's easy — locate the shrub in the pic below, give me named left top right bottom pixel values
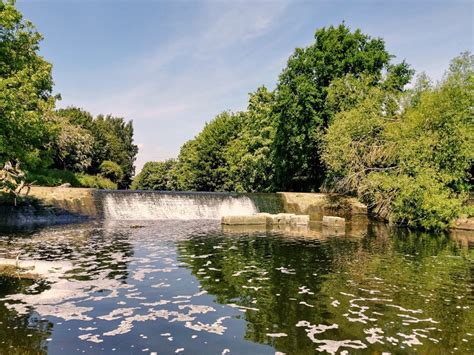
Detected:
left=25, top=169, right=117, bottom=189
left=76, top=174, right=117, bottom=189
left=26, top=168, right=81, bottom=187
left=99, top=160, right=124, bottom=183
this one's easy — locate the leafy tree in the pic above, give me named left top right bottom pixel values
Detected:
left=225, top=87, right=276, bottom=192
left=131, top=159, right=175, bottom=190
left=54, top=108, right=138, bottom=188
left=0, top=0, right=56, bottom=168
left=91, top=114, right=138, bottom=188
left=272, top=23, right=412, bottom=191
left=99, top=160, right=124, bottom=183
left=323, top=53, right=473, bottom=229
left=173, top=111, right=243, bottom=191
left=55, top=107, right=94, bottom=130
left=52, top=119, right=94, bottom=172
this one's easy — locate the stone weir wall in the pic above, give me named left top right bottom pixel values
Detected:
left=1, top=187, right=368, bottom=227
left=0, top=187, right=98, bottom=229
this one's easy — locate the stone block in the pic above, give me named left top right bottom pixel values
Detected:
left=322, top=216, right=346, bottom=227
left=221, top=214, right=268, bottom=225
left=290, top=214, right=310, bottom=225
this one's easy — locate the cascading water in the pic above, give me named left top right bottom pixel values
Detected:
left=101, top=191, right=260, bottom=220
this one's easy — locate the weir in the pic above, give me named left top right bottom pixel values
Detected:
left=98, top=191, right=262, bottom=220
left=6, top=187, right=368, bottom=227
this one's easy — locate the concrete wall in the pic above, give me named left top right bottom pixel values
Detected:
left=23, top=186, right=99, bottom=217
left=10, top=188, right=369, bottom=223
left=277, top=192, right=368, bottom=221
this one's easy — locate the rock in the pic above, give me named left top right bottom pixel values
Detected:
left=290, top=214, right=310, bottom=225
left=272, top=213, right=296, bottom=225
left=222, top=213, right=311, bottom=226
left=452, top=217, right=474, bottom=231
left=221, top=214, right=268, bottom=225
left=58, top=183, right=71, bottom=188
left=322, top=216, right=345, bottom=227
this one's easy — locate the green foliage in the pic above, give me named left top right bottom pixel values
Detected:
left=25, top=168, right=80, bottom=187
left=52, top=117, right=94, bottom=172
left=76, top=173, right=117, bottom=190
left=25, top=168, right=116, bottom=189
left=0, top=0, right=56, bottom=168
left=91, top=114, right=138, bottom=188
left=131, top=159, right=176, bottom=190
left=322, top=52, right=473, bottom=229
left=271, top=23, right=412, bottom=191
left=225, top=87, right=276, bottom=192
left=54, top=107, right=138, bottom=188
left=173, top=111, right=243, bottom=191
left=99, top=160, right=124, bottom=183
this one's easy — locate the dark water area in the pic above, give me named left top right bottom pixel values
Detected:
left=0, top=221, right=472, bottom=354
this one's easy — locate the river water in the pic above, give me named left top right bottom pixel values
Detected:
left=0, top=220, right=472, bottom=354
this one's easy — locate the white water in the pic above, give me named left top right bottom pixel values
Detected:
left=102, top=192, right=259, bottom=220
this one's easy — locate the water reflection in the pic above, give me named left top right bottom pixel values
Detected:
left=178, top=223, right=474, bottom=354
left=0, top=276, right=52, bottom=354
left=0, top=221, right=472, bottom=354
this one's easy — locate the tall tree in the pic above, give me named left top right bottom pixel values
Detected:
left=131, top=159, right=176, bottom=191
left=272, top=23, right=412, bottom=191
left=55, top=107, right=138, bottom=188
left=225, top=86, right=276, bottom=192
left=173, top=111, right=243, bottom=191
left=91, top=114, right=138, bottom=188
left=0, top=0, right=56, bottom=168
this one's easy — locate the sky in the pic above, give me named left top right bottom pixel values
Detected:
left=17, top=0, right=474, bottom=173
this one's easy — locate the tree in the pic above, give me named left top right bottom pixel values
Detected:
left=173, top=111, right=243, bottom=191
left=272, top=23, right=412, bottom=191
left=92, top=114, right=138, bottom=188
left=53, top=120, right=94, bottom=172
left=131, top=159, right=175, bottom=190
left=322, top=53, right=473, bottom=229
left=55, top=108, right=138, bottom=188
left=224, top=87, right=276, bottom=192
left=0, top=0, right=56, bottom=168
left=100, top=160, right=124, bottom=183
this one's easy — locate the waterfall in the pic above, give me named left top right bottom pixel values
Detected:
left=100, top=191, right=260, bottom=220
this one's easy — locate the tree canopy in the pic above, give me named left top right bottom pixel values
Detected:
left=322, top=52, right=473, bottom=229
left=135, top=26, right=471, bottom=229
left=271, top=24, right=412, bottom=191
left=0, top=0, right=56, bottom=168
left=0, top=2, right=138, bottom=190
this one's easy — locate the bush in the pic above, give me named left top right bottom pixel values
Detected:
left=25, top=169, right=117, bottom=189
left=322, top=53, right=473, bottom=230
left=131, top=160, right=175, bottom=190
left=26, top=169, right=81, bottom=187
left=76, top=174, right=117, bottom=189
left=99, top=160, right=124, bottom=183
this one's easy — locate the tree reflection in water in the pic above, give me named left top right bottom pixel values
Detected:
left=0, top=221, right=471, bottom=354
left=177, top=223, right=473, bottom=354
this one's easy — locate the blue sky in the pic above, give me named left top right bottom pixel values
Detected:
left=17, top=0, right=473, bottom=172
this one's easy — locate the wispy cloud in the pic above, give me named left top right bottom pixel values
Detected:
left=58, top=1, right=291, bottom=171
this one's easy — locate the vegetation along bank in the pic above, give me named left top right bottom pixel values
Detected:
left=1, top=1, right=473, bottom=230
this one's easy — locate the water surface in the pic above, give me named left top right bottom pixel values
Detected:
left=0, top=221, right=472, bottom=354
